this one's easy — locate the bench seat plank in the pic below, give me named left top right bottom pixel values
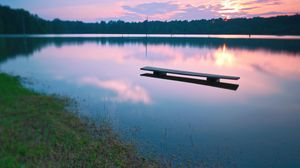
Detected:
left=141, top=66, right=240, bottom=80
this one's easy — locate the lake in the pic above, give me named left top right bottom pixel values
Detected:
left=1, top=35, right=300, bottom=167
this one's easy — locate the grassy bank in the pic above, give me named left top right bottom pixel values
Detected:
left=0, top=73, right=159, bottom=168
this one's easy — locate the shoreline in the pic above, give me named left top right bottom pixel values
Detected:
left=1, top=34, right=300, bottom=40
left=0, top=73, right=159, bottom=167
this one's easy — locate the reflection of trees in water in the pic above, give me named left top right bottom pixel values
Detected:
left=0, top=37, right=300, bottom=63
left=0, top=38, right=45, bottom=63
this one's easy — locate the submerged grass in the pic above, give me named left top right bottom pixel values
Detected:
left=0, top=73, right=160, bottom=168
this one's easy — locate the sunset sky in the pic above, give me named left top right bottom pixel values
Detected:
left=0, top=0, right=299, bottom=22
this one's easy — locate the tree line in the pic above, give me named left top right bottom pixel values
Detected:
left=0, top=5, right=299, bottom=35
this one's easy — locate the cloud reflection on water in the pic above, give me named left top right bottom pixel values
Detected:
left=80, top=77, right=151, bottom=104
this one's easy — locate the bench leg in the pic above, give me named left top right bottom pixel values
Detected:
left=207, top=77, right=220, bottom=83
left=153, top=71, right=167, bottom=76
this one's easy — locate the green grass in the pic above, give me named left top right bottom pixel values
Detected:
left=0, top=73, right=159, bottom=168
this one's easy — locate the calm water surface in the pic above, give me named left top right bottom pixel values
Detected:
left=1, top=36, right=300, bottom=167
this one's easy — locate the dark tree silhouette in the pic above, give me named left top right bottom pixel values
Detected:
left=0, top=5, right=300, bottom=35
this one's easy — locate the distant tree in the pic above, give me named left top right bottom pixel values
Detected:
left=0, top=16, right=3, bottom=33
left=0, top=5, right=300, bottom=35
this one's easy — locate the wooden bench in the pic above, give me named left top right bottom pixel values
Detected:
left=140, top=66, right=240, bottom=83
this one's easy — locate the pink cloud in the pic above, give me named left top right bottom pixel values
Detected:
left=6, top=0, right=299, bottom=21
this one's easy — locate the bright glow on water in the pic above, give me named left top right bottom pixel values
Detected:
left=1, top=36, right=300, bottom=167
